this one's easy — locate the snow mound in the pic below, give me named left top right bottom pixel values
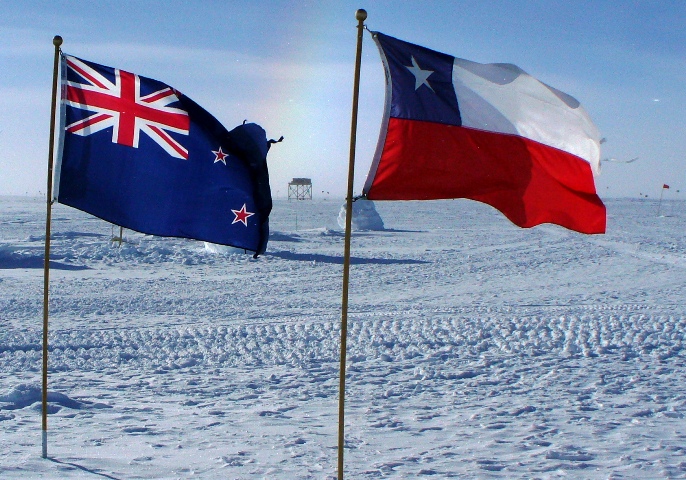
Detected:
left=203, top=242, right=250, bottom=255
left=0, top=383, right=84, bottom=411
left=337, top=199, right=384, bottom=231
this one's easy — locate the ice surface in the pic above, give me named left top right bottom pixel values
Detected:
left=1, top=196, right=686, bottom=478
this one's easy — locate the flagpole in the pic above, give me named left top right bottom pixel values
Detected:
left=338, top=9, right=366, bottom=480
left=42, top=34, right=62, bottom=459
left=657, top=186, right=665, bottom=216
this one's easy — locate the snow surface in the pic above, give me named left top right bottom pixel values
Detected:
left=1, top=196, right=686, bottom=479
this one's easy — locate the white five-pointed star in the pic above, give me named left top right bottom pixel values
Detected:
left=406, top=56, right=434, bottom=91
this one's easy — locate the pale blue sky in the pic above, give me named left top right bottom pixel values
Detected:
left=1, top=0, right=684, bottom=198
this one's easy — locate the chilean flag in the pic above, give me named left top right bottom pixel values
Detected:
left=363, top=32, right=606, bottom=234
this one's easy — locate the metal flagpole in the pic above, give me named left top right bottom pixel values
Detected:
left=338, top=9, right=366, bottom=480
left=657, top=186, right=665, bottom=217
left=42, top=34, right=63, bottom=459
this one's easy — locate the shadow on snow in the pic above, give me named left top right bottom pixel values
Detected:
left=48, top=458, right=122, bottom=480
left=267, top=250, right=428, bottom=265
left=0, top=253, right=89, bottom=270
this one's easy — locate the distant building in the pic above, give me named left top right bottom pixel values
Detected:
left=288, top=178, right=312, bottom=200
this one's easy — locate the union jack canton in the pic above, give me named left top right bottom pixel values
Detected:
left=64, top=56, right=190, bottom=159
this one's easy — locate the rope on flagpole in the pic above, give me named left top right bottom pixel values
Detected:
left=42, top=34, right=63, bottom=459
left=338, top=9, right=367, bottom=480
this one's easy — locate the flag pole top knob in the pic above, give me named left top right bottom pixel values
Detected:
left=53, top=35, right=63, bottom=46
left=356, top=9, right=367, bottom=21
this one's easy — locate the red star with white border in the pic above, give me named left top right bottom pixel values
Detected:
left=212, top=146, right=229, bottom=165
left=231, top=204, right=254, bottom=226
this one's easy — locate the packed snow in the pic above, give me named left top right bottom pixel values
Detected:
left=337, top=198, right=385, bottom=231
left=1, top=196, right=686, bottom=479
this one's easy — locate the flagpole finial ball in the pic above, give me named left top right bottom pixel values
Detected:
left=356, top=9, right=367, bottom=21
left=53, top=35, right=63, bottom=46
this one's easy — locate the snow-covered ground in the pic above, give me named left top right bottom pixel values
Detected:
left=1, top=196, right=686, bottom=479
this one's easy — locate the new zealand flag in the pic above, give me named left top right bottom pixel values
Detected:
left=54, top=54, right=273, bottom=256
